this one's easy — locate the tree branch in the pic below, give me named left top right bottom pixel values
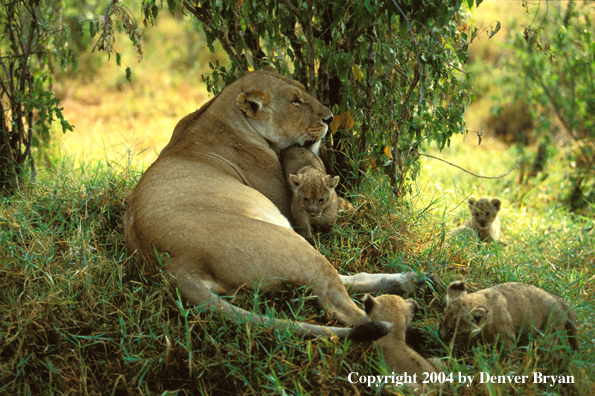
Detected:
left=279, top=0, right=301, bottom=19
left=305, top=0, right=316, bottom=97
left=418, top=153, right=516, bottom=179
left=390, top=0, right=423, bottom=103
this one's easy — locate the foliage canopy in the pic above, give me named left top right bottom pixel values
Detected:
left=102, top=0, right=485, bottom=195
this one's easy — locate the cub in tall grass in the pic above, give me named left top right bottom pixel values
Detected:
left=280, top=146, right=351, bottom=239
left=362, top=294, right=441, bottom=393
left=451, top=197, right=501, bottom=243
left=439, top=281, right=579, bottom=351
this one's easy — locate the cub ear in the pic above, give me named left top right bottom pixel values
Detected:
left=236, top=90, right=270, bottom=118
left=363, top=294, right=376, bottom=315
left=491, top=198, right=501, bottom=212
left=288, top=174, right=302, bottom=190
left=467, top=197, right=476, bottom=210
left=446, top=281, right=467, bottom=304
left=326, top=175, right=340, bottom=189
left=470, top=306, right=488, bottom=326
left=405, top=299, right=420, bottom=324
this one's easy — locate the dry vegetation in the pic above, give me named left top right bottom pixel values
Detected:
left=1, top=3, right=594, bottom=396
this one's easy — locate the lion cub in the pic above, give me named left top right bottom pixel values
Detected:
left=363, top=294, right=439, bottom=393
left=452, top=197, right=501, bottom=242
left=439, top=281, right=579, bottom=351
left=280, top=146, right=350, bottom=239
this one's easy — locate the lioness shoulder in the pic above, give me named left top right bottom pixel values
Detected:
left=439, top=281, right=579, bottom=351
left=363, top=294, right=440, bottom=393
left=451, top=197, right=501, bottom=243
left=280, top=146, right=345, bottom=239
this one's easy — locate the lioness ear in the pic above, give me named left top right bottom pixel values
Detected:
left=470, top=306, right=488, bottom=326
left=289, top=174, right=303, bottom=190
left=491, top=198, right=501, bottom=212
left=326, top=175, right=340, bottom=189
left=446, top=281, right=467, bottom=304
left=236, top=90, right=270, bottom=118
left=363, top=294, right=376, bottom=315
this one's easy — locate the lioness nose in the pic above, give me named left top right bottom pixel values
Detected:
left=323, top=116, right=333, bottom=126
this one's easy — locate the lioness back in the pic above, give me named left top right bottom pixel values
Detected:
left=439, top=281, right=578, bottom=351
left=280, top=146, right=340, bottom=239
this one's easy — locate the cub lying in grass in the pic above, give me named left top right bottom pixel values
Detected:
left=451, top=197, right=501, bottom=243
left=280, top=146, right=351, bottom=239
left=362, top=294, right=440, bottom=393
left=439, top=281, right=579, bottom=351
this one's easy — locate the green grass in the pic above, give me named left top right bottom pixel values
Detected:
left=1, top=143, right=593, bottom=394
left=1, top=4, right=594, bottom=395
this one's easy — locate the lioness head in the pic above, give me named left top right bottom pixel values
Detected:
left=363, top=294, right=419, bottom=338
left=289, top=169, right=339, bottom=219
left=235, top=68, right=333, bottom=153
left=439, top=281, right=489, bottom=347
left=468, top=197, right=501, bottom=229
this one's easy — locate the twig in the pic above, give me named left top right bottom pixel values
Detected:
left=418, top=153, right=516, bottom=179
left=279, top=0, right=301, bottom=18
left=390, top=0, right=423, bottom=103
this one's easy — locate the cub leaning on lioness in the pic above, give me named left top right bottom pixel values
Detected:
left=280, top=145, right=351, bottom=239
left=451, top=197, right=501, bottom=243
left=361, top=294, right=440, bottom=393
left=439, top=281, right=579, bottom=351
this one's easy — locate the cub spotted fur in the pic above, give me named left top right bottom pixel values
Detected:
left=363, top=294, right=439, bottom=393
left=281, top=146, right=351, bottom=238
left=439, top=281, right=579, bottom=351
left=452, top=197, right=501, bottom=243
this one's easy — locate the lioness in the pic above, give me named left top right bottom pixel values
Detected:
left=124, top=69, right=424, bottom=339
left=439, top=281, right=579, bottom=351
left=451, top=197, right=501, bottom=243
left=280, top=146, right=341, bottom=239
left=362, top=294, right=440, bottom=393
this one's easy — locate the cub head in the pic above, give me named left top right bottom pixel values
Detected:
left=289, top=169, right=339, bottom=218
left=235, top=68, right=333, bottom=153
left=439, top=281, right=489, bottom=347
left=363, top=294, right=420, bottom=340
left=468, top=197, right=501, bottom=229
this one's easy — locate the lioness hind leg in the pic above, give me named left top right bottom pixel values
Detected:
left=339, top=272, right=430, bottom=295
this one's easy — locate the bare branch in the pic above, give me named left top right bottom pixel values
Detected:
left=419, top=153, right=516, bottom=179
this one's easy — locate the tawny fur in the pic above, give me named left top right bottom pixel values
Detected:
left=451, top=197, right=501, bottom=243
left=364, top=294, right=439, bottom=393
left=124, top=68, right=423, bottom=339
left=439, top=281, right=579, bottom=351
left=280, top=146, right=347, bottom=239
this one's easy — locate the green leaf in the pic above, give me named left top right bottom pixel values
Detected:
left=167, top=0, right=176, bottom=16
left=489, top=21, right=501, bottom=39
left=116, top=52, right=121, bottom=67
left=125, top=67, right=132, bottom=82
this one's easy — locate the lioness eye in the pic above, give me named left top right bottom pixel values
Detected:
left=292, top=98, right=303, bottom=106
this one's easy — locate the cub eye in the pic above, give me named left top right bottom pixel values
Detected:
left=302, top=197, right=309, bottom=203
left=318, top=198, right=326, bottom=204
left=485, top=212, right=490, bottom=216
left=473, top=212, right=478, bottom=217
